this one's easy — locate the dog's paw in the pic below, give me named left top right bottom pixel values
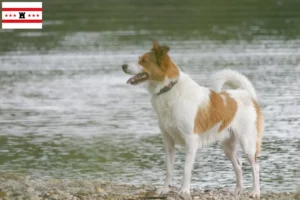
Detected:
left=234, top=186, right=244, bottom=195
left=156, top=186, right=170, bottom=195
left=250, top=191, right=260, bottom=199
left=179, top=188, right=192, bottom=200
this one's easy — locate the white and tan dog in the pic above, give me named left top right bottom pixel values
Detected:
left=122, top=40, right=264, bottom=200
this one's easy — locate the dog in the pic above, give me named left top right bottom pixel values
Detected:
left=122, top=40, right=264, bottom=200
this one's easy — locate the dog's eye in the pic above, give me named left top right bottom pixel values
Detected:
left=141, top=58, right=146, bottom=63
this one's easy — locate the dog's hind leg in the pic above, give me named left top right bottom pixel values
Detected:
left=156, top=133, right=175, bottom=195
left=246, top=153, right=260, bottom=199
left=239, top=130, right=260, bottom=199
left=222, top=133, right=244, bottom=195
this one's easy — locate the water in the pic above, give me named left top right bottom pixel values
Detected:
left=0, top=0, right=300, bottom=193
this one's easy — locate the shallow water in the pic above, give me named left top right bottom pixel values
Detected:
left=0, top=38, right=299, bottom=192
left=0, top=0, right=300, bottom=193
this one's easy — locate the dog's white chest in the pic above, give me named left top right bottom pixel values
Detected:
left=151, top=95, right=185, bottom=145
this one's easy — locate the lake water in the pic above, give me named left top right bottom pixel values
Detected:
left=0, top=0, right=299, bottom=193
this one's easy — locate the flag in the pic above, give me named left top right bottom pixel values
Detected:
left=2, top=2, right=42, bottom=29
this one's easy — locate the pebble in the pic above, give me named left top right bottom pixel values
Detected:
left=12, top=192, right=22, bottom=197
left=50, top=179, right=61, bottom=185
left=166, top=197, right=175, bottom=200
left=27, top=187, right=35, bottom=194
left=12, top=182, right=23, bottom=192
left=56, top=189, right=72, bottom=199
left=24, top=176, right=31, bottom=186
left=96, top=187, right=107, bottom=195
left=27, top=193, right=40, bottom=200
left=180, top=192, right=192, bottom=200
left=105, top=185, right=112, bottom=192
left=49, top=194, right=59, bottom=199
left=132, top=189, right=146, bottom=195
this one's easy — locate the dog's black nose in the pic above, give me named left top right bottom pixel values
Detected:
left=122, top=64, right=128, bottom=71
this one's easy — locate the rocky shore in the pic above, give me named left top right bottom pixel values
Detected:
left=0, top=173, right=299, bottom=200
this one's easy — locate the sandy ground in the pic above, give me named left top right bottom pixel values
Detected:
left=0, top=173, right=299, bottom=200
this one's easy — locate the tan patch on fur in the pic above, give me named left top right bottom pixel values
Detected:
left=139, top=52, right=165, bottom=81
left=139, top=52, right=179, bottom=81
left=253, top=100, right=264, bottom=161
left=194, top=91, right=238, bottom=134
left=137, top=41, right=179, bottom=82
left=161, top=55, right=180, bottom=79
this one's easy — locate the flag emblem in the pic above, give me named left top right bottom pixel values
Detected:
left=2, top=2, right=42, bottom=29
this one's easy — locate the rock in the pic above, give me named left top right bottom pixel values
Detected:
left=50, top=179, right=61, bottom=185
left=193, top=197, right=200, bottom=200
left=27, top=193, right=40, bottom=200
left=76, top=189, right=90, bottom=196
left=105, top=185, right=112, bottom=192
left=27, top=187, right=35, bottom=194
left=24, top=175, right=30, bottom=182
left=132, top=189, right=146, bottom=195
left=96, top=187, right=108, bottom=196
left=12, top=191, right=23, bottom=197
left=40, top=192, right=50, bottom=198
left=49, top=194, right=59, bottom=200
left=166, top=197, right=175, bottom=200
left=12, top=182, right=23, bottom=191
left=180, top=192, right=192, bottom=200
left=56, top=189, right=72, bottom=199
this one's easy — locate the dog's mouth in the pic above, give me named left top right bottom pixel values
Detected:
left=126, top=72, right=149, bottom=85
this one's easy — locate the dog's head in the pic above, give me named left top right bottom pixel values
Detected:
left=122, top=40, right=179, bottom=85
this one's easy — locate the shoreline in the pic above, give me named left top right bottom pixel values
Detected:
left=0, top=173, right=299, bottom=200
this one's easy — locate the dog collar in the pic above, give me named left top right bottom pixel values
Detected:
left=157, top=81, right=178, bottom=95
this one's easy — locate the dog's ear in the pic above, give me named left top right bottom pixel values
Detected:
left=160, top=45, right=170, bottom=54
left=152, top=40, right=169, bottom=54
left=152, top=40, right=170, bottom=65
left=152, top=40, right=160, bottom=52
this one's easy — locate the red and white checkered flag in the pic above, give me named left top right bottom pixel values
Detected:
left=2, top=2, right=42, bottom=29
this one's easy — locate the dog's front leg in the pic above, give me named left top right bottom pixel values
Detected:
left=179, top=141, right=197, bottom=200
left=156, top=133, right=175, bottom=195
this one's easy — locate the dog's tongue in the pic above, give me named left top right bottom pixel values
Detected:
left=126, top=72, right=148, bottom=85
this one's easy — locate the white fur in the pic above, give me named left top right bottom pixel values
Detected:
left=210, top=69, right=257, bottom=100
left=124, top=62, right=144, bottom=75
left=124, top=64, right=262, bottom=199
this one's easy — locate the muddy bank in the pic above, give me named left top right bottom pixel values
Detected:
left=0, top=173, right=299, bottom=200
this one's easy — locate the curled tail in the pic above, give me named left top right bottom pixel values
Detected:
left=211, top=69, right=263, bottom=160
left=210, top=69, right=257, bottom=100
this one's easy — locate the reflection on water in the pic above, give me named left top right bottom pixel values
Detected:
left=0, top=39, right=299, bottom=192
